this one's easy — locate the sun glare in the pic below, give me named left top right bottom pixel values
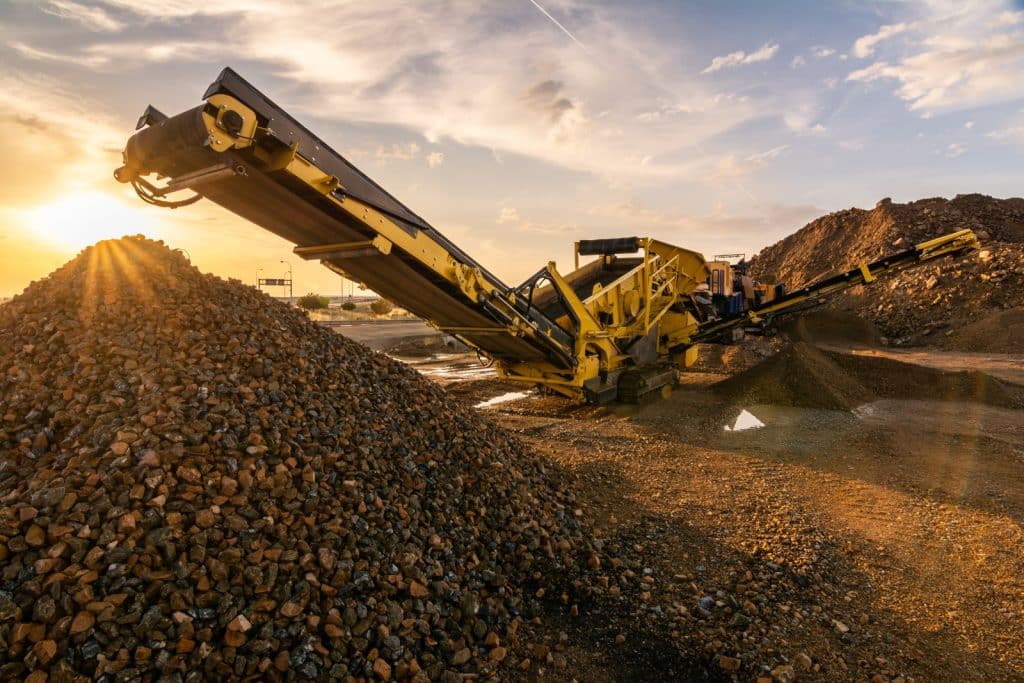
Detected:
left=21, top=192, right=158, bottom=252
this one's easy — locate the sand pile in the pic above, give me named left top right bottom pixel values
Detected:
left=714, top=342, right=1021, bottom=410
left=0, top=237, right=602, bottom=681
left=747, top=194, right=1024, bottom=349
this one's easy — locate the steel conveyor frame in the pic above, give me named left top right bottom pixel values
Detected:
left=116, top=67, right=576, bottom=371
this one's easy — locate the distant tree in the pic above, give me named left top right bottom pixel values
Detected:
left=341, top=301, right=357, bottom=311
left=370, top=299, right=394, bottom=316
left=297, top=293, right=330, bottom=311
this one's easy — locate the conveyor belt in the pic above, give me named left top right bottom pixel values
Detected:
left=119, top=68, right=575, bottom=368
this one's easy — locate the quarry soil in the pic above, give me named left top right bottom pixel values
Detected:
left=398, top=343, right=1024, bottom=682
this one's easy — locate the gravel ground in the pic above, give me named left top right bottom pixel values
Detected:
left=428, top=350, right=1024, bottom=682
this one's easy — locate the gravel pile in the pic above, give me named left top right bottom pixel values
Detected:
left=713, top=342, right=1023, bottom=410
left=747, top=194, right=1024, bottom=349
left=0, top=236, right=599, bottom=681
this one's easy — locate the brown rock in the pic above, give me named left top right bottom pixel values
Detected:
left=25, top=524, right=45, bottom=547
left=280, top=602, right=303, bottom=618
left=70, top=611, right=95, bottom=635
left=718, top=655, right=741, bottom=671
left=194, top=509, right=216, bottom=528
left=372, top=657, right=392, bottom=681
left=33, top=639, right=58, bottom=665
left=227, top=614, right=252, bottom=632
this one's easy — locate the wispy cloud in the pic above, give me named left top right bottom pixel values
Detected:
left=0, top=70, right=125, bottom=205
left=375, top=142, right=421, bottom=162
left=986, top=124, right=1024, bottom=143
left=852, top=23, right=912, bottom=58
left=497, top=207, right=520, bottom=224
left=8, top=41, right=108, bottom=68
left=43, top=0, right=124, bottom=32
left=426, top=151, right=444, bottom=168
left=944, top=142, right=967, bottom=158
left=702, top=42, right=779, bottom=74
left=846, top=5, right=1024, bottom=114
left=712, top=145, right=790, bottom=179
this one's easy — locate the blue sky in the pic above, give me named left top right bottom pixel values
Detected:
left=1, top=0, right=1022, bottom=297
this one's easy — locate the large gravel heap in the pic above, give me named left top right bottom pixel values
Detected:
left=747, top=194, right=1024, bottom=348
left=0, top=237, right=596, bottom=681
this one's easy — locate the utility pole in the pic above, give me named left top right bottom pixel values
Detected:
left=256, top=267, right=263, bottom=291
left=280, top=260, right=293, bottom=304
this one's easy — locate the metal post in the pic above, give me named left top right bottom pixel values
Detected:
left=256, top=267, right=263, bottom=290
left=280, top=260, right=293, bottom=304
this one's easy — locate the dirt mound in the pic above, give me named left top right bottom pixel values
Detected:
left=0, top=237, right=603, bottom=681
left=747, top=194, right=1024, bottom=350
left=782, top=310, right=880, bottom=347
left=947, top=307, right=1024, bottom=354
left=714, top=342, right=1021, bottom=410
left=713, top=343, right=873, bottom=410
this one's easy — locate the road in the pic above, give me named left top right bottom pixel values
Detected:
left=320, top=319, right=439, bottom=349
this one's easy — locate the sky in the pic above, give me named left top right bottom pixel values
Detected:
left=1, top=0, right=1023, bottom=298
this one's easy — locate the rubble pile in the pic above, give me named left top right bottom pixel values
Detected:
left=748, top=194, right=1024, bottom=348
left=0, top=237, right=601, bottom=681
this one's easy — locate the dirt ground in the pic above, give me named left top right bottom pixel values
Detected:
left=387, top=341, right=1024, bottom=682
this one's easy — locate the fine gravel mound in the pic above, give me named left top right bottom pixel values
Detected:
left=747, top=194, right=1024, bottom=349
left=713, top=343, right=873, bottom=410
left=714, top=342, right=1021, bottom=410
left=0, top=237, right=604, bottom=681
left=948, top=307, right=1024, bottom=354
left=781, top=310, right=880, bottom=347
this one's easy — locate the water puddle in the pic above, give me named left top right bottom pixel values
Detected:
left=723, top=408, right=766, bottom=432
left=418, top=365, right=496, bottom=380
left=475, top=391, right=532, bottom=409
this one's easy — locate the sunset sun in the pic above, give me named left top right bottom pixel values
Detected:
left=21, top=192, right=158, bottom=251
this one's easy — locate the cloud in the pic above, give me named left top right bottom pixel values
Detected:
left=790, top=55, right=806, bottom=69
left=375, top=142, right=420, bottom=161
left=4, top=2, right=787, bottom=184
left=425, top=151, right=444, bottom=168
left=702, top=42, right=779, bottom=74
left=985, top=125, right=1024, bottom=143
left=519, top=221, right=579, bottom=234
left=847, top=31, right=1024, bottom=112
left=497, top=207, right=520, bottom=224
left=8, top=41, right=108, bottom=68
left=964, top=120, right=974, bottom=129
left=811, top=46, right=836, bottom=58
left=944, top=142, right=967, bottom=158
left=852, top=22, right=912, bottom=58
left=994, top=10, right=1024, bottom=27
left=522, top=79, right=588, bottom=142
left=10, top=39, right=220, bottom=68
left=589, top=198, right=825, bottom=253
left=0, top=71, right=124, bottom=206
left=712, top=145, right=789, bottom=179
left=493, top=205, right=574, bottom=234
left=43, top=0, right=124, bottom=32
left=846, top=6, right=1024, bottom=114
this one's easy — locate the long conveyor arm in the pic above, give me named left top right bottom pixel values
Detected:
left=686, top=229, right=980, bottom=346
left=115, top=67, right=576, bottom=370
